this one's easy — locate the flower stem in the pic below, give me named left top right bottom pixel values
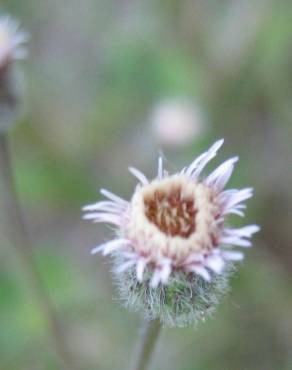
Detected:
left=130, top=319, right=162, bottom=370
left=0, top=133, right=78, bottom=370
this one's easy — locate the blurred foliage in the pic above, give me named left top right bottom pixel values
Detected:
left=0, top=1, right=292, bottom=369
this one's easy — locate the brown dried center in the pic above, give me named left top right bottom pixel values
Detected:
left=144, top=187, right=197, bottom=238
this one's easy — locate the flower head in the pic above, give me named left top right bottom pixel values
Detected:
left=0, top=16, right=28, bottom=68
left=83, top=140, right=259, bottom=325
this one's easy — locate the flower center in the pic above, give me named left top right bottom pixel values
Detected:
left=127, top=175, right=220, bottom=260
left=144, top=184, right=197, bottom=238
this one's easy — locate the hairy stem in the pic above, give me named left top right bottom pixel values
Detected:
left=0, top=133, right=78, bottom=370
left=130, top=319, right=162, bottom=370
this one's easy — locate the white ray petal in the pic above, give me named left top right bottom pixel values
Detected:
left=90, top=245, right=104, bottom=254
left=235, top=204, right=247, bottom=209
left=185, top=152, right=206, bottom=176
left=88, top=214, right=122, bottom=226
left=115, top=259, right=137, bottom=274
left=150, top=269, right=162, bottom=288
left=223, top=188, right=253, bottom=209
left=128, top=167, right=149, bottom=186
left=82, top=201, right=125, bottom=212
left=100, top=189, right=128, bottom=205
left=160, top=259, right=172, bottom=283
left=205, top=255, right=225, bottom=273
left=186, top=139, right=224, bottom=178
left=205, top=157, right=238, bottom=190
left=225, top=225, right=260, bottom=238
left=220, top=236, right=252, bottom=247
left=120, top=251, right=138, bottom=259
left=158, top=157, right=163, bottom=180
left=221, top=251, right=244, bottom=261
left=102, top=239, right=131, bottom=255
left=183, top=253, right=204, bottom=266
left=223, top=204, right=246, bottom=216
left=219, top=189, right=239, bottom=202
left=136, top=258, right=147, bottom=282
left=83, top=212, right=121, bottom=224
left=180, top=166, right=187, bottom=174
left=223, top=208, right=245, bottom=217
left=82, top=212, right=109, bottom=220
left=192, top=266, right=211, bottom=281
left=91, top=239, right=130, bottom=255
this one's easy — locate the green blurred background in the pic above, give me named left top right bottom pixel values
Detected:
left=1, top=1, right=292, bottom=369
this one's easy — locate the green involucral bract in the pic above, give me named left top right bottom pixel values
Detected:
left=113, top=255, right=234, bottom=327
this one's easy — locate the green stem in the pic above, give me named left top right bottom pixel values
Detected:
left=130, top=319, right=162, bottom=370
left=0, top=133, right=78, bottom=370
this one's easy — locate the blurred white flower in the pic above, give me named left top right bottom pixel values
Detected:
left=83, top=139, right=259, bottom=288
left=0, top=16, right=28, bottom=68
left=151, top=98, right=204, bottom=147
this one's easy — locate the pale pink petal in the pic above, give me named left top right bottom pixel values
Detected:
left=205, top=157, right=238, bottom=190
left=205, top=255, right=225, bottom=273
left=150, top=269, right=162, bottom=288
left=82, top=212, right=117, bottom=220
left=221, top=251, right=244, bottom=261
left=220, top=236, right=252, bottom=247
left=180, top=166, right=187, bottom=174
left=224, top=209, right=245, bottom=217
left=183, top=253, right=204, bottom=266
left=90, top=245, right=105, bottom=255
left=136, top=258, right=147, bottom=282
left=83, top=212, right=122, bottom=226
left=129, top=167, right=149, bottom=186
left=187, top=139, right=224, bottom=178
left=191, top=266, right=211, bottom=281
left=91, top=239, right=130, bottom=255
left=115, top=259, right=137, bottom=274
left=219, top=189, right=239, bottom=203
left=225, top=225, right=260, bottom=238
left=222, top=188, right=253, bottom=210
left=159, top=259, right=172, bottom=283
left=82, top=201, right=125, bottom=212
left=157, top=157, right=163, bottom=179
left=100, top=188, right=128, bottom=205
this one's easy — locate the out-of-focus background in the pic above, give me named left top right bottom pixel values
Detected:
left=0, top=1, right=292, bottom=369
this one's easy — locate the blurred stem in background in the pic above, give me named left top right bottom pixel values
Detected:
left=0, top=133, right=79, bottom=370
left=130, top=319, right=162, bottom=370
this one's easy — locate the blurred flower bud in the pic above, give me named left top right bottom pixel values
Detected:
left=0, top=16, right=28, bottom=132
left=151, top=98, right=204, bottom=147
